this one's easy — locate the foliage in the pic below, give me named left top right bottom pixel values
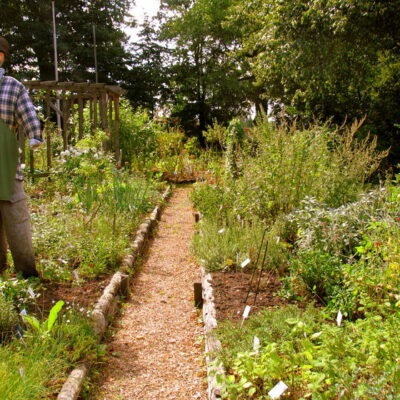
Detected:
left=118, top=103, right=157, bottom=169
left=228, top=0, right=400, bottom=158
left=192, top=215, right=266, bottom=272
left=283, top=181, right=400, bottom=317
left=158, top=0, right=254, bottom=136
left=0, top=277, right=41, bottom=311
left=27, top=131, right=158, bottom=281
left=23, top=300, right=64, bottom=338
left=225, top=119, right=244, bottom=180
left=192, top=117, right=397, bottom=397
left=230, top=118, right=387, bottom=221
left=0, top=305, right=98, bottom=400
left=217, top=306, right=400, bottom=400
left=0, top=0, right=133, bottom=83
left=0, top=295, right=19, bottom=343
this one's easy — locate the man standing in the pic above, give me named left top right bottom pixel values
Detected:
left=0, top=36, right=42, bottom=278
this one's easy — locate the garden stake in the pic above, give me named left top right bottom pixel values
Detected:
left=253, top=238, right=269, bottom=306
left=244, top=228, right=268, bottom=305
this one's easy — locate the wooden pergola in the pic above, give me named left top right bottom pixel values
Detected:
left=21, top=81, right=127, bottom=174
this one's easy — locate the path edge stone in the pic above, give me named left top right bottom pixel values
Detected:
left=56, top=185, right=172, bottom=400
left=201, top=266, right=225, bottom=400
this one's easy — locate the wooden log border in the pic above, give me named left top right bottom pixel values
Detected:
left=56, top=185, right=172, bottom=400
left=201, top=266, right=225, bottom=400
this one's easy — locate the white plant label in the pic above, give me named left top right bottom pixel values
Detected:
left=218, top=228, right=225, bottom=234
left=336, top=310, right=343, bottom=326
left=241, top=258, right=251, bottom=268
left=27, top=287, right=35, bottom=297
left=243, top=305, right=251, bottom=319
left=253, top=336, right=260, bottom=352
left=268, top=381, right=288, bottom=399
left=19, top=368, right=25, bottom=377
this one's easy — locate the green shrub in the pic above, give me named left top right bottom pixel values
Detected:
left=231, top=118, right=387, bottom=221
left=192, top=216, right=265, bottom=272
left=0, top=295, right=18, bottom=342
left=217, top=306, right=400, bottom=399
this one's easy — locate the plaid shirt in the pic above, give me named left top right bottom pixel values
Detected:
left=0, top=73, right=42, bottom=180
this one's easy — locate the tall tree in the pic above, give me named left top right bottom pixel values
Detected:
left=0, top=0, right=133, bottom=83
left=229, top=0, right=400, bottom=155
left=158, top=0, right=255, bottom=136
left=126, top=17, right=169, bottom=112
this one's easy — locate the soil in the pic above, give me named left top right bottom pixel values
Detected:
left=37, top=278, right=108, bottom=314
left=211, top=270, right=291, bottom=322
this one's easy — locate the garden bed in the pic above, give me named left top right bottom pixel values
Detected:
left=211, top=271, right=290, bottom=322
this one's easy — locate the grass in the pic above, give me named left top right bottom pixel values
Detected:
left=0, top=305, right=98, bottom=400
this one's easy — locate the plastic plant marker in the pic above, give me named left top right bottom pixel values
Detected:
left=243, top=305, right=251, bottom=319
left=268, top=381, right=288, bottom=399
left=19, top=368, right=24, bottom=377
left=241, top=258, right=251, bottom=268
left=337, top=310, right=343, bottom=326
left=253, top=336, right=260, bottom=352
left=218, top=228, right=225, bottom=234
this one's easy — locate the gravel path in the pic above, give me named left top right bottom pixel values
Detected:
left=94, top=187, right=207, bottom=400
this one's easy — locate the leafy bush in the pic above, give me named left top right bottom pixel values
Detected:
left=118, top=103, right=158, bottom=170
left=283, top=182, right=400, bottom=317
left=192, top=216, right=266, bottom=272
left=231, top=118, right=387, bottom=221
left=0, top=295, right=18, bottom=342
left=191, top=182, right=228, bottom=221
left=28, top=131, right=158, bottom=281
left=217, top=306, right=400, bottom=399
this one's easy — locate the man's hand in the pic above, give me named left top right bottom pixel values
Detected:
left=29, top=138, right=43, bottom=149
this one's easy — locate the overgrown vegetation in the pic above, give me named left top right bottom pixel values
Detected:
left=0, top=301, right=98, bottom=400
left=192, top=116, right=399, bottom=399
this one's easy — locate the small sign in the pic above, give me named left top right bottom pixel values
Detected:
left=243, top=305, right=251, bottom=319
left=241, top=258, right=251, bottom=268
left=253, top=336, right=260, bottom=352
left=268, top=381, right=288, bottom=399
left=336, top=310, right=343, bottom=326
left=218, top=228, right=225, bottom=234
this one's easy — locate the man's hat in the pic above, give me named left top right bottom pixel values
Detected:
left=0, top=36, right=10, bottom=59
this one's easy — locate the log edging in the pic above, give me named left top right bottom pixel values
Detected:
left=201, top=266, right=224, bottom=400
left=56, top=185, right=172, bottom=400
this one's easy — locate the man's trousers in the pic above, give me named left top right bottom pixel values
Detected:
left=0, top=180, right=38, bottom=278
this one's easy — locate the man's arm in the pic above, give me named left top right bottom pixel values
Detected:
left=15, top=85, right=43, bottom=148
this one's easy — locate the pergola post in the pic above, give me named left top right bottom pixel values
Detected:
left=45, top=90, right=52, bottom=170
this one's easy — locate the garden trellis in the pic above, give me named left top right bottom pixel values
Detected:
left=21, top=80, right=126, bottom=176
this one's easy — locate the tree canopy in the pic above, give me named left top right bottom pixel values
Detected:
left=2, top=0, right=400, bottom=160
left=0, top=0, right=133, bottom=83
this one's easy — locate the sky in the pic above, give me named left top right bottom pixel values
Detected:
left=132, top=0, right=160, bottom=22
left=127, top=0, right=161, bottom=41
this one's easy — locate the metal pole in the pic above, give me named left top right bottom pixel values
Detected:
left=93, top=25, right=98, bottom=83
left=52, top=1, right=61, bottom=131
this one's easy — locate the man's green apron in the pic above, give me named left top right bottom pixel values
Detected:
left=0, top=119, right=18, bottom=201
left=0, top=74, right=18, bottom=201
